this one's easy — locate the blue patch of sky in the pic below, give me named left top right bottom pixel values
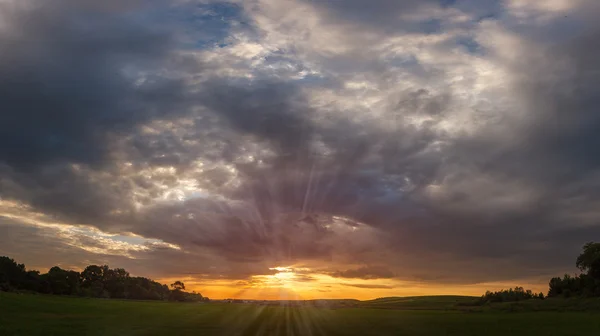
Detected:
left=179, top=2, right=250, bottom=49
left=140, top=1, right=252, bottom=50
left=456, top=36, right=484, bottom=55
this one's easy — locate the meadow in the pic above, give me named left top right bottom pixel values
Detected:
left=2, top=292, right=600, bottom=336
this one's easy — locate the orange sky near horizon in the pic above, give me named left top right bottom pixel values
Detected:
left=157, top=268, right=551, bottom=301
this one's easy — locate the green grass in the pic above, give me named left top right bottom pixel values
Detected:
left=2, top=292, right=600, bottom=335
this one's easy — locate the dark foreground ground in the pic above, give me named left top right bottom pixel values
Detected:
left=1, top=292, right=600, bottom=335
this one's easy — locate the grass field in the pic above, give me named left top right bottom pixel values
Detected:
left=2, top=292, right=600, bottom=335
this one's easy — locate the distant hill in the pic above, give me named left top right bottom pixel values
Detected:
left=359, top=295, right=478, bottom=310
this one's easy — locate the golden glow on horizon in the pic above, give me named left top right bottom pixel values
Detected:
left=158, top=273, right=550, bottom=301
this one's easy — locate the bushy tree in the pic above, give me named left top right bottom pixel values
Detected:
left=126, top=277, right=170, bottom=300
left=104, top=268, right=129, bottom=299
left=171, top=281, right=185, bottom=291
left=576, top=242, right=600, bottom=279
left=81, top=265, right=108, bottom=297
left=0, top=257, right=27, bottom=291
left=46, top=266, right=80, bottom=295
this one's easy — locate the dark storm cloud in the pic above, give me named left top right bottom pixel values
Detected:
left=0, top=164, right=128, bottom=226
left=0, top=0, right=206, bottom=232
left=0, top=0, right=183, bottom=169
left=199, top=79, right=314, bottom=156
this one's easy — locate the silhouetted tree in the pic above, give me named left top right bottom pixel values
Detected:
left=576, top=242, right=600, bottom=279
left=46, top=266, right=80, bottom=295
left=0, top=257, right=28, bottom=291
left=169, top=281, right=186, bottom=301
left=81, top=265, right=108, bottom=297
left=171, top=281, right=185, bottom=291
left=126, top=276, right=170, bottom=300
left=104, top=268, right=129, bottom=299
left=23, top=270, right=44, bottom=292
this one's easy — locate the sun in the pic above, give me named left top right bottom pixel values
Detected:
left=267, top=266, right=296, bottom=287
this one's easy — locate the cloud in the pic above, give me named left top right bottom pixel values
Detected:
left=331, top=266, right=395, bottom=280
left=0, top=0, right=188, bottom=170
left=0, top=216, right=150, bottom=272
left=1, top=0, right=600, bottom=295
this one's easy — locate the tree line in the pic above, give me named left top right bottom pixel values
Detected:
left=477, top=242, right=600, bottom=304
left=476, top=287, right=544, bottom=305
left=0, top=256, right=208, bottom=302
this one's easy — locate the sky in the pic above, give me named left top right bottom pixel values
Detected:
left=0, top=0, right=599, bottom=300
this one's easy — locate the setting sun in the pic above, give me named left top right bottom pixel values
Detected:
left=268, top=267, right=296, bottom=284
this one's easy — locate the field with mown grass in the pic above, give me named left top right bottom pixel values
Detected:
left=2, top=292, right=600, bottom=335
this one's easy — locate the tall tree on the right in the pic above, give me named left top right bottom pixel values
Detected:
left=576, top=242, right=600, bottom=279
